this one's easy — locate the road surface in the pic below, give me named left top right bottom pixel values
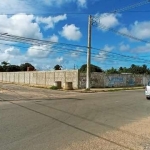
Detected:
left=0, top=83, right=150, bottom=150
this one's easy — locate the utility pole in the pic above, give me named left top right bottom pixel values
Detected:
left=86, top=15, right=92, bottom=90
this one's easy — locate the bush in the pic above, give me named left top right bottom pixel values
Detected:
left=50, top=86, right=58, bottom=90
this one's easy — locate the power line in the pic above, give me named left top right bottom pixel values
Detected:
left=0, top=36, right=150, bottom=65
left=0, top=33, right=87, bottom=49
left=98, top=23, right=150, bottom=44
left=91, top=0, right=150, bottom=44
left=0, top=1, right=149, bottom=16
left=0, top=0, right=149, bottom=46
left=93, top=0, right=150, bottom=21
left=0, top=40, right=150, bottom=65
left=111, top=0, right=150, bottom=13
left=1, top=33, right=150, bottom=63
left=1, top=10, right=150, bottom=16
left=0, top=40, right=146, bottom=62
left=0, top=0, right=149, bottom=55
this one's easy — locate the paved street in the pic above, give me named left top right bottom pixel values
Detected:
left=1, top=83, right=150, bottom=150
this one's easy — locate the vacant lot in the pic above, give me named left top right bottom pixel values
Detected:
left=0, top=83, right=150, bottom=150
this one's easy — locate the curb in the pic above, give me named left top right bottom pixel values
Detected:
left=69, top=87, right=144, bottom=93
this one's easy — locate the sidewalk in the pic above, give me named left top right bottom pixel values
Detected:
left=71, top=86, right=145, bottom=93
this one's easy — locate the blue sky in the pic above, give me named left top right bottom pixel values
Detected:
left=0, top=0, right=150, bottom=70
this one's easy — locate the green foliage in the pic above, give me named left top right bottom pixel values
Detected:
left=106, top=64, right=150, bottom=74
left=0, top=65, right=3, bottom=72
left=1, top=61, right=10, bottom=72
left=79, top=64, right=150, bottom=74
left=106, top=67, right=119, bottom=74
left=50, top=86, right=58, bottom=90
left=118, top=67, right=130, bottom=73
left=0, top=62, right=35, bottom=72
left=79, top=64, right=103, bottom=73
left=54, top=64, right=62, bottom=70
left=6, top=65, right=21, bottom=72
left=20, top=63, right=35, bottom=71
left=1, top=61, right=10, bottom=67
left=128, top=64, right=149, bottom=74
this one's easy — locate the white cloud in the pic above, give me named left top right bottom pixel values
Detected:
left=0, top=0, right=87, bottom=15
left=36, top=14, right=67, bottom=30
left=71, top=47, right=84, bottom=57
left=131, top=43, right=150, bottom=53
left=0, top=46, right=27, bottom=64
left=0, top=0, right=33, bottom=14
left=43, top=0, right=68, bottom=6
left=96, top=45, right=114, bottom=62
left=0, top=14, right=42, bottom=39
left=49, top=34, right=59, bottom=42
left=60, top=24, right=82, bottom=41
left=56, top=57, right=64, bottom=63
left=119, top=43, right=130, bottom=51
left=0, top=13, right=67, bottom=40
left=0, top=47, right=18, bottom=61
left=96, top=13, right=121, bottom=30
left=71, top=52, right=79, bottom=57
left=77, top=0, right=87, bottom=7
left=119, top=21, right=150, bottom=40
left=27, top=45, right=52, bottom=58
left=5, top=47, right=20, bottom=55
left=42, top=0, right=87, bottom=7
left=0, top=45, right=70, bottom=70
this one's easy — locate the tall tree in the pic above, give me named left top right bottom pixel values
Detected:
left=0, top=65, right=3, bottom=72
left=20, top=63, right=35, bottom=71
left=1, top=61, right=10, bottom=72
left=79, top=64, right=103, bottom=73
left=54, top=65, right=62, bottom=70
left=1, top=61, right=9, bottom=66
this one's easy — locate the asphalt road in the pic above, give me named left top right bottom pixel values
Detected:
left=1, top=83, right=150, bottom=150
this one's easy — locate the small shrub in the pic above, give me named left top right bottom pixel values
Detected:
left=50, top=86, right=58, bottom=90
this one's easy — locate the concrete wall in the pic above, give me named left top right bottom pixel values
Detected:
left=1, top=71, right=149, bottom=89
left=79, top=73, right=150, bottom=88
left=0, top=70, right=79, bottom=89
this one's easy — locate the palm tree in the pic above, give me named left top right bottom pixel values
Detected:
left=1, top=61, right=9, bottom=67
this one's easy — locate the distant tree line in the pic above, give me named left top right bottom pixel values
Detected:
left=106, top=64, right=150, bottom=74
left=0, top=61, right=35, bottom=72
left=1, top=61, right=150, bottom=74
left=79, top=64, right=150, bottom=74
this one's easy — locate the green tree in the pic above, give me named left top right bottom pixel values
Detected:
left=106, top=67, right=119, bottom=74
left=54, top=65, right=62, bottom=70
left=20, top=63, right=35, bottom=71
left=6, top=65, right=21, bottom=72
left=141, top=64, right=147, bottom=74
left=0, top=65, right=3, bottom=72
left=118, top=67, right=130, bottom=73
left=1, top=61, right=10, bottom=72
left=79, top=64, right=103, bottom=73
left=1, top=61, right=9, bottom=66
left=105, top=64, right=150, bottom=74
left=128, top=64, right=148, bottom=74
